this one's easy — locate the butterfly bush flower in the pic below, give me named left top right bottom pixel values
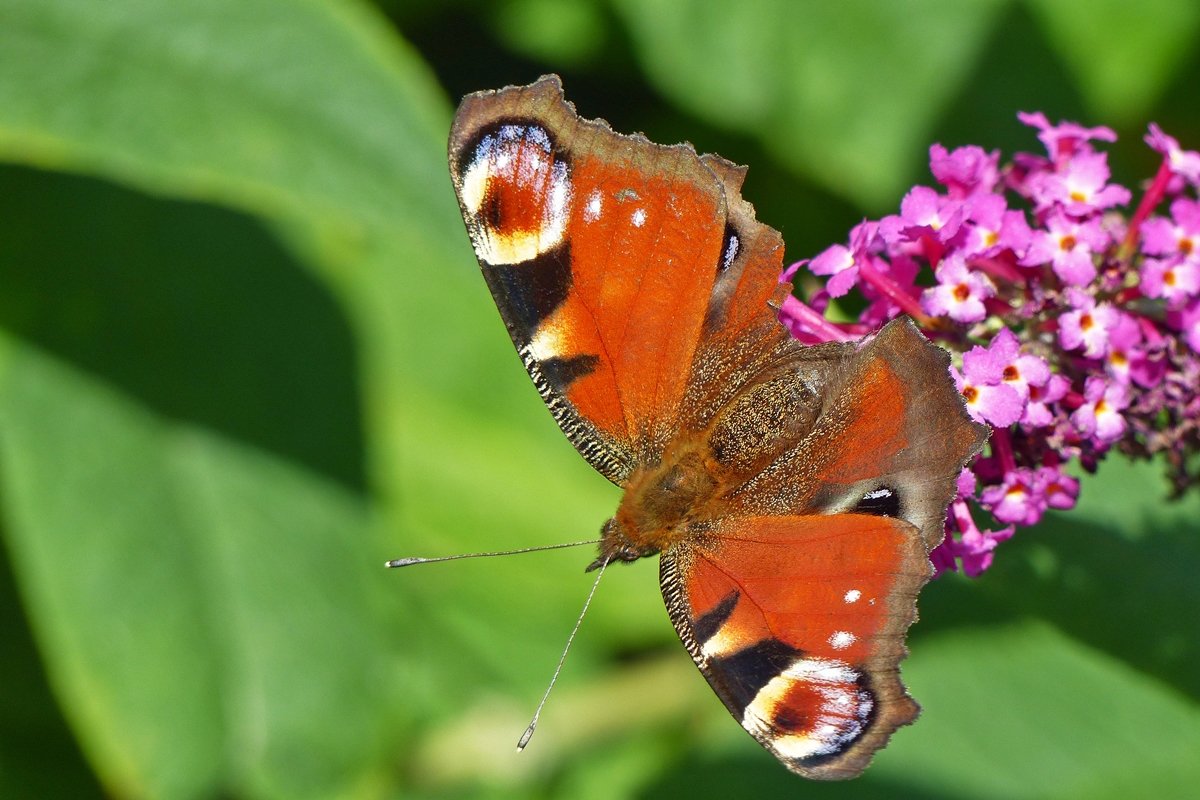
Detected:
left=923, top=254, right=995, bottom=322
left=781, top=114, right=1200, bottom=577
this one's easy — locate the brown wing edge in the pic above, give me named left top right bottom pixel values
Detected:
left=660, top=518, right=928, bottom=781
left=854, top=319, right=990, bottom=551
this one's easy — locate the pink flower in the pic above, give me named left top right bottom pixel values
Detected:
left=1038, top=466, right=1080, bottom=511
left=929, top=531, right=958, bottom=578
left=960, top=194, right=1033, bottom=258
left=929, top=144, right=1000, bottom=199
left=964, top=327, right=1050, bottom=401
left=879, top=186, right=963, bottom=246
left=921, top=254, right=996, bottom=323
left=1021, top=210, right=1109, bottom=285
left=858, top=255, right=920, bottom=327
left=981, top=467, right=1047, bottom=526
left=1140, top=256, right=1200, bottom=309
left=1140, top=197, right=1200, bottom=258
left=1027, top=151, right=1130, bottom=215
left=1146, top=123, right=1200, bottom=186
left=957, top=523, right=1015, bottom=577
left=1019, top=112, right=1117, bottom=164
left=809, top=221, right=878, bottom=297
left=952, top=360, right=1024, bottom=428
left=1071, top=376, right=1129, bottom=442
left=1168, top=297, right=1200, bottom=353
left=1059, top=290, right=1119, bottom=358
left=956, top=467, right=978, bottom=499
left=949, top=500, right=1014, bottom=577
left=1104, top=313, right=1146, bottom=385
left=1022, top=373, right=1069, bottom=427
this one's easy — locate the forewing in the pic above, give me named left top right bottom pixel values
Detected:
left=449, top=76, right=760, bottom=481
left=660, top=514, right=929, bottom=780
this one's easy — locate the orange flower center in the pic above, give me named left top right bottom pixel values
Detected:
left=1059, top=235, right=1077, bottom=251
left=962, top=386, right=979, bottom=403
left=1165, top=270, right=1177, bottom=286
left=1080, top=313, right=1094, bottom=331
left=1069, top=191, right=1087, bottom=203
left=1111, top=350, right=1127, bottom=366
left=1181, top=239, right=1194, bottom=255
left=953, top=284, right=971, bottom=302
left=1003, top=365, right=1019, bottom=381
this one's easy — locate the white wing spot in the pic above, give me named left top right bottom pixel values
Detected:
left=632, top=208, right=647, bottom=227
left=584, top=191, right=602, bottom=222
left=829, top=631, right=856, bottom=650
left=844, top=589, right=861, bottom=603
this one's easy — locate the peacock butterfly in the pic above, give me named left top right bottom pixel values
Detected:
left=445, top=75, right=986, bottom=780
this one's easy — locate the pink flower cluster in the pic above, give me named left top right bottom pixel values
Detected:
left=780, top=114, right=1200, bottom=578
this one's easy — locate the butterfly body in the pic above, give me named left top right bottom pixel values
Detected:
left=448, top=76, right=986, bottom=780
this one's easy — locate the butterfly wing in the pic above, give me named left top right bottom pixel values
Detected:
left=661, top=319, right=986, bottom=779
left=728, top=318, right=989, bottom=550
left=448, top=76, right=789, bottom=483
left=660, top=513, right=927, bottom=780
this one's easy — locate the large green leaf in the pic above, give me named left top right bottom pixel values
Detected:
left=875, top=622, right=1200, bottom=798
left=0, top=338, right=395, bottom=799
left=0, top=525, right=106, bottom=800
left=608, top=0, right=1005, bottom=210
left=0, top=0, right=656, bottom=793
left=1026, top=0, right=1200, bottom=125
left=645, top=623, right=1200, bottom=799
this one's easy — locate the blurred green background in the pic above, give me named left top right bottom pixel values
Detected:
left=1, top=1, right=1200, bottom=798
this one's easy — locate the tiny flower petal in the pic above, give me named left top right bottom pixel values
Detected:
left=1038, top=466, right=1080, bottom=511
left=1146, top=123, right=1200, bottom=185
left=1019, top=112, right=1117, bottom=163
left=981, top=467, right=1046, bottom=526
left=930, top=143, right=1001, bottom=199
left=922, top=254, right=995, bottom=322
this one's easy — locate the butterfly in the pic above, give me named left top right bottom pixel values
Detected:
left=445, top=75, right=986, bottom=780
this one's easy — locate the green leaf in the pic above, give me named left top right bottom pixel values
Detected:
left=0, top=162, right=366, bottom=491
left=0, top=528, right=107, bottom=799
left=0, top=339, right=394, bottom=799
left=872, top=622, right=1200, bottom=798
left=0, top=2, right=667, bottom=791
left=608, top=0, right=1006, bottom=210
left=1067, top=454, right=1200, bottom=539
left=493, top=0, right=609, bottom=68
left=1026, top=0, right=1200, bottom=125
left=644, top=622, right=1200, bottom=798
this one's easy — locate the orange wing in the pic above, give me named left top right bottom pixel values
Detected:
left=448, top=76, right=789, bottom=483
left=661, top=513, right=928, bottom=780
left=728, top=319, right=988, bottom=551
left=658, top=320, right=986, bottom=780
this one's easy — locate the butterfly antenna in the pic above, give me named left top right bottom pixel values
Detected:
left=516, top=559, right=608, bottom=752
left=385, top=539, right=600, bottom=568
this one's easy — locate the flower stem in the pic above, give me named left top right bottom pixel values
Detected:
left=950, top=499, right=976, bottom=534
left=855, top=260, right=938, bottom=328
left=1119, top=157, right=1173, bottom=260
left=991, top=426, right=1018, bottom=474
left=970, top=257, right=1025, bottom=285
left=779, top=295, right=857, bottom=342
